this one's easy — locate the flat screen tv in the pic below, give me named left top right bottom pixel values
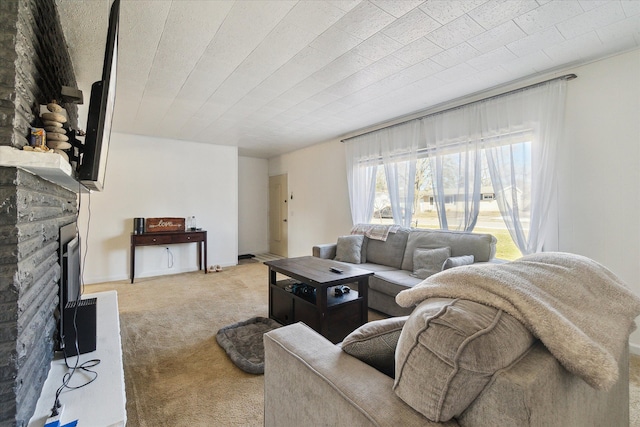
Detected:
left=57, top=222, right=81, bottom=350
left=78, top=0, right=120, bottom=192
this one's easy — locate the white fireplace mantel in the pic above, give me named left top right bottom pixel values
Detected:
left=0, top=146, right=87, bottom=193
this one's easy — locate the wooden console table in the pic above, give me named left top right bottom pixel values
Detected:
left=130, top=230, right=207, bottom=283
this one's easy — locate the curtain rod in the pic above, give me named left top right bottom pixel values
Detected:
left=341, top=73, right=577, bottom=143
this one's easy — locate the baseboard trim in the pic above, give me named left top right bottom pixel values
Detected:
left=630, top=342, right=640, bottom=355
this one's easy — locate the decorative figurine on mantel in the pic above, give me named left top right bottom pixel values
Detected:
left=23, top=100, right=72, bottom=162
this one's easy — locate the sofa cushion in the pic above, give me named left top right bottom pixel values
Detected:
left=368, top=270, right=423, bottom=297
left=357, top=262, right=398, bottom=273
left=365, top=228, right=410, bottom=269
left=442, top=255, right=475, bottom=270
left=401, top=229, right=496, bottom=271
left=335, top=235, right=364, bottom=264
left=393, top=298, right=535, bottom=422
left=411, top=247, right=451, bottom=279
left=341, top=316, right=408, bottom=377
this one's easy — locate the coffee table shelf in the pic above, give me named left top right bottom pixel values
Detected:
left=265, top=256, right=373, bottom=344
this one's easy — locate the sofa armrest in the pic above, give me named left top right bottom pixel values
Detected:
left=264, top=322, right=455, bottom=427
left=459, top=341, right=629, bottom=427
left=312, top=243, right=336, bottom=259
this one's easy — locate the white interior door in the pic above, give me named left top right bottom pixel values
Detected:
left=269, top=174, right=288, bottom=256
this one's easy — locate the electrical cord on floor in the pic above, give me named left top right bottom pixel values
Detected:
left=167, top=247, right=174, bottom=268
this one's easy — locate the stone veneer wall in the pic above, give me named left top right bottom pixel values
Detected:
left=0, top=169, right=77, bottom=426
left=0, top=0, right=79, bottom=425
left=0, top=0, right=78, bottom=148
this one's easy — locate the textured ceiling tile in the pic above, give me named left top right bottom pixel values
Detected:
left=467, top=46, right=518, bottom=70
left=325, top=69, right=380, bottom=97
left=621, top=0, right=640, bottom=17
left=431, top=43, right=481, bottom=67
left=395, top=59, right=445, bottom=85
left=325, top=0, right=362, bottom=13
left=578, top=0, right=611, bottom=12
left=307, top=90, right=344, bottom=106
left=383, top=8, right=441, bottom=44
left=58, top=0, right=640, bottom=158
left=310, top=26, right=363, bottom=58
left=237, top=23, right=316, bottom=86
left=352, top=32, right=404, bottom=61
left=433, top=63, right=478, bottom=83
left=392, top=37, right=443, bottom=64
left=468, top=0, right=539, bottom=29
left=596, top=14, right=640, bottom=44
left=543, top=31, right=603, bottom=62
left=177, top=67, right=231, bottom=105
left=370, top=0, right=426, bottom=18
left=499, top=50, right=553, bottom=74
left=312, top=52, right=374, bottom=86
left=557, top=2, right=626, bottom=39
left=506, top=26, right=566, bottom=57
left=363, top=55, right=409, bottom=79
left=334, top=1, right=396, bottom=39
left=141, top=2, right=232, bottom=96
left=467, top=20, right=527, bottom=53
left=420, top=0, right=488, bottom=25
left=283, top=1, right=346, bottom=35
left=514, top=0, right=584, bottom=34
left=426, top=14, right=486, bottom=49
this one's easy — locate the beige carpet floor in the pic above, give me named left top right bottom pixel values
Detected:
left=86, top=262, right=639, bottom=426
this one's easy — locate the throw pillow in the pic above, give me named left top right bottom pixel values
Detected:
left=393, top=298, right=535, bottom=422
left=334, top=235, right=364, bottom=264
left=341, top=316, right=408, bottom=377
left=411, top=247, right=451, bottom=279
left=442, top=255, right=475, bottom=270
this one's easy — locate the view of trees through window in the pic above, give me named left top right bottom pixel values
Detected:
left=372, top=144, right=530, bottom=261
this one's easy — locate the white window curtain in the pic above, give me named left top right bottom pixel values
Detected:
left=344, top=134, right=379, bottom=225
left=421, top=108, right=483, bottom=231
left=483, top=80, right=567, bottom=254
left=380, top=122, right=419, bottom=228
left=344, top=78, right=567, bottom=252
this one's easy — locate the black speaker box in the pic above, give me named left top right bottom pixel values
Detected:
left=133, top=217, right=145, bottom=234
left=63, top=298, right=97, bottom=356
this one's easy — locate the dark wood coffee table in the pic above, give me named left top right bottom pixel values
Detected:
left=265, top=256, right=373, bottom=344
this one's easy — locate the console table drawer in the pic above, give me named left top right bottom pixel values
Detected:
left=170, top=233, right=205, bottom=244
left=135, top=235, right=172, bottom=245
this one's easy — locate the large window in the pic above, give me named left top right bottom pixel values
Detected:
left=372, top=140, right=530, bottom=260
left=345, top=79, right=567, bottom=258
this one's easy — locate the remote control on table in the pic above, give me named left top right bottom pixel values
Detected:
left=330, top=267, right=343, bottom=273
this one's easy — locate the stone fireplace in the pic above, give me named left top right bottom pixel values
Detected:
left=0, top=0, right=81, bottom=425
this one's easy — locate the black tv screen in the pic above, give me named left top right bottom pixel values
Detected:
left=78, top=0, right=120, bottom=191
left=58, top=222, right=80, bottom=350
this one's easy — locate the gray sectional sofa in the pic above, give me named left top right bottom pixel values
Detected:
left=313, top=227, right=497, bottom=316
left=264, top=321, right=629, bottom=427
left=265, top=250, right=636, bottom=426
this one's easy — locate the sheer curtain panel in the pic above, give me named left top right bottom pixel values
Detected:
left=344, top=134, right=379, bottom=225
left=484, top=80, right=567, bottom=254
left=380, top=121, right=419, bottom=228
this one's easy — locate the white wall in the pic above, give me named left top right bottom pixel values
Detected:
left=269, top=49, right=640, bottom=350
left=557, top=49, right=640, bottom=351
left=238, top=156, right=269, bottom=255
left=268, top=139, right=353, bottom=257
left=78, top=133, right=238, bottom=283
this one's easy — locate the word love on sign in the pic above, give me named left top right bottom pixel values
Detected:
left=145, top=217, right=186, bottom=233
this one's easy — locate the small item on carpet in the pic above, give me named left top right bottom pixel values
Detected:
left=216, top=316, right=281, bottom=374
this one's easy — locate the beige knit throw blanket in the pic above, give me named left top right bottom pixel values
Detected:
left=396, top=252, right=640, bottom=391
